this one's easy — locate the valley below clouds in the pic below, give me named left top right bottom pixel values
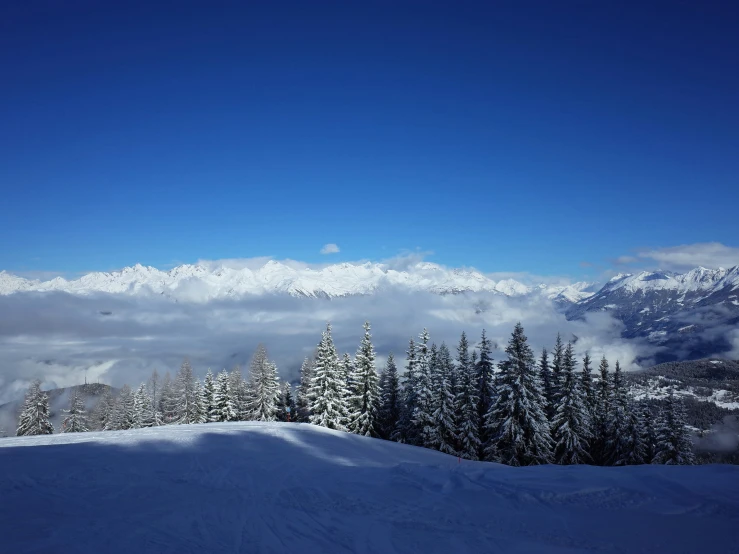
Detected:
left=0, top=288, right=656, bottom=405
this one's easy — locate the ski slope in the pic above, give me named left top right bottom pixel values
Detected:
left=1, top=423, right=738, bottom=553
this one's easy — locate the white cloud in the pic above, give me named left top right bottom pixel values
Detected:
left=628, top=242, right=739, bottom=271
left=320, top=244, right=340, bottom=255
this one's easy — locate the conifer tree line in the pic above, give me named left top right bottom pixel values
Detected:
left=14, top=322, right=696, bottom=466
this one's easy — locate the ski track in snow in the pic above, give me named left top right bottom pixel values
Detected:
left=1, top=422, right=738, bottom=554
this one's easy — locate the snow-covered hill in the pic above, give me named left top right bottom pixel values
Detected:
left=0, top=261, right=594, bottom=302
left=1, top=422, right=738, bottom=553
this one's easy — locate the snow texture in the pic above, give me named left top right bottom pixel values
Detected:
left=1, top=422, right=738, bottom=553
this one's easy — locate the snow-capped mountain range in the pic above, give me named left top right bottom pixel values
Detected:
left=0, top=261, right=596, bottom=303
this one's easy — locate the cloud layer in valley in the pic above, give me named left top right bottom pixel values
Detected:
left=0, top=285, right=661, bottom=405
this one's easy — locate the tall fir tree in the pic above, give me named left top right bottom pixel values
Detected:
left=147, top=369, right=164, bottom=426
left=309, top=324, right=349, bottom=430
left=476, top=329, right=495, bottom=451
left=202, top=369, right=217, bottom=422
left=16, top=380, right=54, bottom=436
left=551, top=333, right=565, bottom=404
left=653, top=389, right=696, bottom=465
left=133, top=383, right=156, bottom=429
left=591, top=356, right=612, bottom=465
left=641, top=404, right=657, bottom=464
left=607, top=361, right=631, bottom=465
left=212, top=370, right=237, bottom=422
left=229, top=365, right=250, bottom=421
left=158, top=372, right=178, bottom=425
left=551, top=342, right=591, bottom=464
left=430, top=342, right=457, bottom=455
left=61, top=388, right=89, bottom=433
left=377, top=353, right=401, bottom=440
left=175, top=359, right=201, bottom=424
left=618, top=401, right=647, bottom=465
left=276, top=381, right=296, bottom=422
left=454, top=333, right=480, bottom=460
left=539, top=348, right=555, bottom=421
left=413, top=329, right=436, bottom=448
left=296, top=356, right=315, bottom=423
left=91, top=388, right=115, bottom=431
left=247, top=344, right=281, bottom=421
left=347, top=322, right=380, bottom=436
left=580, top=352, right=596, bottom=427
left=111, top=385, right=136, bottom=430
left=395, top=338, right=419, bottom=444
left=484, top=323, right=552, bottom=466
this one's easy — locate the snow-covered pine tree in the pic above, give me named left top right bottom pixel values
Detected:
left=551, top=333, right=564, bottom=404
left=539, top=348, right=554, bottom=421
left=454, top=332, right=480, bottom=460
left=296, top=357, right=315, bottom=423
left=158, top=372, right=178, bottom=425
left=591, top=356, right=612, bottom=465
left=16, top=380, right=54, bottom=436
left=91, top=388, right=115, bottom=431
left=111, top=385, right=136, bottom=430
left=175, top=359, right=202, bottom=424
left=309, top=324, right=349, bottom=430
left=580, top=352, right=596, bottom=425
left=617, top=401, right=647, bottom=465
left=133, top=383, right=155, bottom=428
left=377, top=353, right=401, bottom=440
left=430, top=342, right=457, bottom=455
left=340, top=352, right=354, bottom=393
left=484, top=323, right=552, bottom=466
left=276, top=381, right=296, bottom=422
left=61, top=388, right=89, bottom=433
left=394, top=338, right=419, bottom=444
left=247, top=344, right=281, bottom=422
left=212, top=370, right=237, bottom=422
left=607, top=361, right=631, bottom=465
left=193, top=379, right=206, bottom=424
left=229, top=365, right=250, bottom=421
left=641, top=404, right=657, bottom=464
left=203, top=369, right=217, bottom=422
left=476, top=329, right=495, bottom=450
left=653, top=389, right=696, bottom=465
left=347, top=322, right=380, bottom=437
left=551, top=342, right=591, bottom=465
left=413, top=330, right=436, bottom=449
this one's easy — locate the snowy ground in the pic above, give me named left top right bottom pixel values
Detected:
left=1, top=423, right=738, bottom=553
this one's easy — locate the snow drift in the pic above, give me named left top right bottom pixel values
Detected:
left=1, top=422, right=738, bottom=553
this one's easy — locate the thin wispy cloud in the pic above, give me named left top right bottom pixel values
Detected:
left=320, top=244, right=340, bottom=255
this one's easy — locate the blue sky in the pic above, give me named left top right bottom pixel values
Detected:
left=1, top=1, right=738, bottom=279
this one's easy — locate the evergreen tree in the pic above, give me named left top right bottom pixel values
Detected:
left=309, top=324, right=349, bottom=430
left=454, top=332, right=480, bottom=460
left=591, top=357, right=612, bottom=465
left=61, top=389, right=89, bottom=433
left=229, top=365, right=250, bottom=421
left=203, top=369, right=217, bottom=422
left=580, top=352, right=596, bottom=425
left=16, top=380, right=54, bottom=436
left=247, top=344, right=281, bottom=422
left=551, top=333, right=565, bottom=403
left=296, top=357, right=315, bottom=423
left=158, top=372, right=178, bottom=425
left=430, top=342, right=457, bottom=455
left=551, top=342, right=591, bottom=464
left=193, top=379, right=206, bottom=424
left=539, top=348, right=554, bottom=421
left=147, top=369, right=164, bottom=426
left=484, top=323, right=552, bottom=466
left=212, top=370, right=237, bottom=422
left=91, top=388, right=115, bottom=431
left=347, top=322, right=380, bottom=436
left=111, top=385, right=136, bottom=430
left=377, top=353, right=401, bottom=440
left=607, top=361, right=631, bottom=465
left=476, top=329, right=495, bottom=450
left=276, top=381, right=296, bottom=422
left=175, top=359, right=201, bottom=424
left=340, top=353, right=354, bottom=393
left=653, top=389, right=696, bottom=465
left=618, top=401, right=647, bottom=465
left=413, top=329, right=436, bottom=448
left=641, top=404, right=657, bottom=464
left=395, top=338, right=418, bottom=444
left=133, top=383, right=155, bottom=429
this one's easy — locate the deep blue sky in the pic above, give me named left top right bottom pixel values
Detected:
left=1, top=1, right=737, bottom=278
